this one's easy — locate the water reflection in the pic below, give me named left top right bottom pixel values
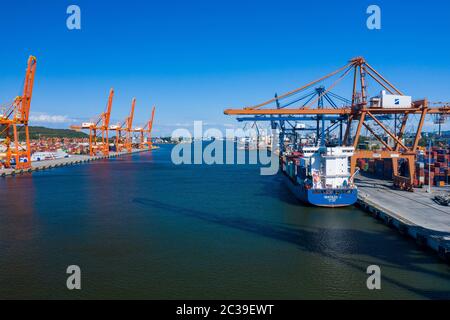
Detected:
left=0, top=145, right=448, bottom=299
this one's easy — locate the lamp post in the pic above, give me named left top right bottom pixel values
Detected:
left=427, top=139, right=432, bottom=193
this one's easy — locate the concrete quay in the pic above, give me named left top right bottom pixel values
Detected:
left=355, top=175, right=450, bottom=263
left=0, top=149, right=147, bottom=177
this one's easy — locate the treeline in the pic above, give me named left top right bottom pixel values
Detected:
left=17, top=126, right=89, bottom=139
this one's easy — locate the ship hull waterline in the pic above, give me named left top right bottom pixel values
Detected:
left=282, top=174, right=358, bottom=208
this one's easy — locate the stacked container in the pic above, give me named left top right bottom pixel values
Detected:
left=419, top=147, right=450, bottom=187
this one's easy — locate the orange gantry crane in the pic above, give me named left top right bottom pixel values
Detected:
left=134, top=106, right=156, bottom=150
left=70, top=89, right=114, bottom=157
left=0, top=55, right=37, bottom=169
left=224, top=57, right=450, bottom=189
left=110, top=98, right=136, bottom=153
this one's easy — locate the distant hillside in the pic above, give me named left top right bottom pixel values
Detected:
left=20, top=126, right=89, bottom=139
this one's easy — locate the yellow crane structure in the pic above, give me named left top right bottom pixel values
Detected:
left=0, top=56, right=37, bottom=169
left=134, top=106, right=156, bottom=150
left=70, top=89, right=114, bottom=157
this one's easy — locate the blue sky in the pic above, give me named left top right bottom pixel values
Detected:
left=0, top=0, right=449, bottom=135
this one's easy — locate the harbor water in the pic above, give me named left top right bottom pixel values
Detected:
left=0, top=144, right=449, bottom=299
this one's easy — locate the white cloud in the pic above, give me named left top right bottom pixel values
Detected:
left=173, top=122, right=191, bottom=127
left=29, top=112, right=76, bottom=124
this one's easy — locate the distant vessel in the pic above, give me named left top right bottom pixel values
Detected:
left=281, top=146, right=358, bottom=207
left=31, top=150, right=69, bottom=162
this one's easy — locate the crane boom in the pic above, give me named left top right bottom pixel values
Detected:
left=124, top=98, right=136, bottom=152
left=0, top=55, right=37, bottom=169
left=135, top=106, right=156, bottom=150
left=103, top=89, right=114, bottom=130
left=148, top=106, right=155, bottom=134
left=145, top=106, right=156, bottom=149
left=128, top=98, right=136, bottom=132
left=16, top=55, right=37, bottom=122
left=70, top=88, right=114, bottom=156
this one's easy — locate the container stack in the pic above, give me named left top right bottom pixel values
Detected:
left=416, top=162, right=425, bottom=186
left=368, top=159, right=375, bottom=174
left=357, top=159, right=369, bottom=172
left=281, top=154, right=302, bottom=182
left=420, top=148, right=450, bottom=187
left=358, top=158, right=392, bottom=179
left=30, top=138, right=91, bottom=155
left=383, top=159, right=393, bottom=179
left=356, top=149, right=450, bottom=187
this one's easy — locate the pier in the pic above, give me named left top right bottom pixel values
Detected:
left=356, top=175, right=450, bottom=263
left=0, top=149, right=147, bottom=177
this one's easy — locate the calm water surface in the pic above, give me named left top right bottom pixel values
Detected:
left=0, top=145, right=449, bottom=299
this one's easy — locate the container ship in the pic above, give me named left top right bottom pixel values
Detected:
left=281, top=146, right=358, bottom=207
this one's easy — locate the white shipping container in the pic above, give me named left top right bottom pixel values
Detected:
left=82, top=122, right=95, bottom=128
left=380, top=91, right=412, bottom=109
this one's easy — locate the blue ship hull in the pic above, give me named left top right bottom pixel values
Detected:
left=282, top=174, right=358, bottom=208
